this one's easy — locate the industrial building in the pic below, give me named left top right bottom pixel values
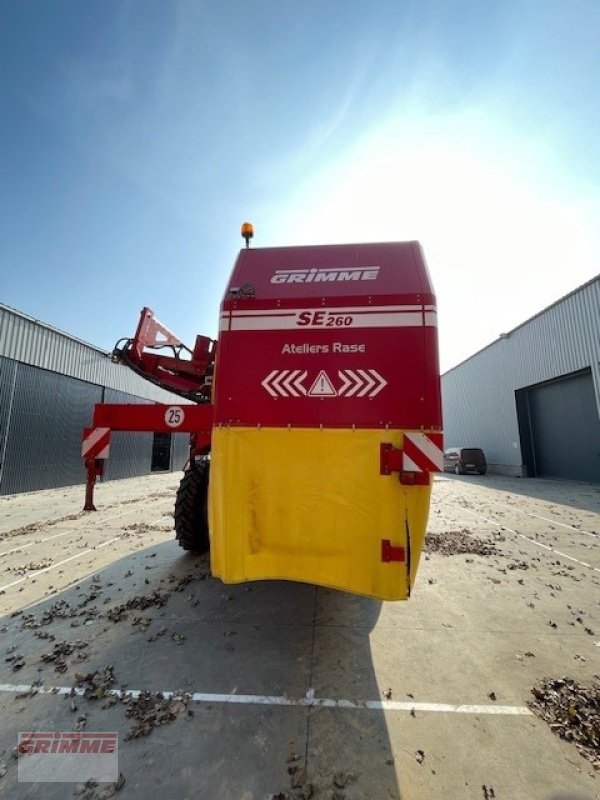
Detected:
left=0, top=304, right=190, bottom=495
left=441, top=276, right=600, bottom=481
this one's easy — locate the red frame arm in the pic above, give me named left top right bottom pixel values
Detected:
left=113, top=307, right=216, bottom=401
left=93, top=403, right=213, bottom=436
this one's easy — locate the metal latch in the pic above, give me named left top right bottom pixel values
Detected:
left=380, top=443, right=403, bottom=475
left=381, top=539, right=405, bottom=563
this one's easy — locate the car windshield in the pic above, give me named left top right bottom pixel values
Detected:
left=462, top=449, right=484, bottom=460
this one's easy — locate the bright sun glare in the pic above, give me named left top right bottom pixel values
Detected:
left=268, top=121, right=598, bottom=371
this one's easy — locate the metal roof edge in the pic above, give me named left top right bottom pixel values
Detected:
left=0, top=302, right=110, bottom=356
left=238, top=240, right=421, bottom=252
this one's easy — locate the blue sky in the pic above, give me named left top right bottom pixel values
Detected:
left=1, top=0, right=599, bottom=372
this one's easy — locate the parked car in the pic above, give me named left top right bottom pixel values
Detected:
left=443, top=447, right=487, bottom=475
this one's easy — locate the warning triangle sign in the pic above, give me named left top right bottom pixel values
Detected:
left=308, top=370, right=337, bottom=397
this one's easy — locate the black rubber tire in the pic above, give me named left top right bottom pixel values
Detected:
left=174, top=462, right=210, bottom=553
left=454, top=465, right=460, bottom=475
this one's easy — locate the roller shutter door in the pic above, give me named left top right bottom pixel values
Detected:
left=528, top=370, right=600, bottom=482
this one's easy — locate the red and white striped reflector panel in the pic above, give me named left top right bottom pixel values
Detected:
left=402, top=432, right=443, bottom=473
left=81, top=427, right=111, bottom=460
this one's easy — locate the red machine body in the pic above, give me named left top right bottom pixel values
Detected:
left=215, top=241, right=441, bottom=430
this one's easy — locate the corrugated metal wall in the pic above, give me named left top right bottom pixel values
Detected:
left=441, top=277, right=600, bottom=476
left=0, top=361, right=103, bottom=494
left=171, top=433, right=190, bottom=472
left=102, top=389, right=155, bottom=482
left=0, top=357, right=18, bottom=489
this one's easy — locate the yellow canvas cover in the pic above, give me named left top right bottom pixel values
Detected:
left=210, top=427, right=433, bottom=600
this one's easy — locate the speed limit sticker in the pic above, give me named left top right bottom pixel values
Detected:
left=165, top=406, right=185, bottom=428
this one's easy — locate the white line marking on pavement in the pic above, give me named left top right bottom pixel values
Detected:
left=0, top=502, right=172, bottom=557
left=0, top=683, right=533, bottom=715
left=460, top=507, right=600, bottom=574
left=96, top=537, right=121, bottom=549
left=0, top=530, right=80, bottom=558
left=0, top=550, right=95, bottom=592
left=488, top=501, right=598, bottom=538
left=0, top=516, right=175, bottom=592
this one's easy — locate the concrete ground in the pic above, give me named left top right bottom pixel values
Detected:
left=0, top=472, right=598, bottom=800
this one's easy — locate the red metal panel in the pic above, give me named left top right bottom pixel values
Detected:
left=223, top=241, right=433, bottom=303
left=214, top=242, right=442, bottom=430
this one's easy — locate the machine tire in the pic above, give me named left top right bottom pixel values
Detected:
left=174, top=462, right=210, bottom=553
left=454, top=465, right=461, bottom=476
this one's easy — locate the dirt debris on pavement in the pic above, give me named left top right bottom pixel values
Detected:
left=131, top=616, right=152, bottom=632
left=123, top=689, right=191, bottom=740
left=122, top=522, right=171, bottom=535
left=16, top=683, right=41, bottom=699
left=5, top=644, right=26, bottom=671
left=529, top=677, right=600, bottom=769
left=73, top=773, right=125, bottom=799
left=147, top=625, right=167, bottom=642
left=40, top=639, right=89, bottom=672
left=74, top=666, right=116, bottom=700
left=104, top=572, right=205, bottom=623
left=0, top=513, right=84, bottom=542
left=277, top=760, right=358, bottom=800
left=424, top=529, right=501, bottom=557
left=273, top=768, right=358, bottom=800
left=106, top=595, right=164, bottom=623
left=7, top=559, right=52, bottom=575
left=332, top=771, right=348, bottom=789
left=12, top=564, right=208, bottom=631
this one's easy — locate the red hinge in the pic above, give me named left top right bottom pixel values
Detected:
left=380, top=443, right=402, bottom=475
left=381, top=539, right=405, bottom=563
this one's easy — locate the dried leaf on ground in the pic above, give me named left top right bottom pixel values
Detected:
left=424, top=530, right=500, bottom=557
left=124, top=690, right=191, bottom=740
left=73, top=666, right=116, bottom=700
left=529, top=677, right=600, bottom=769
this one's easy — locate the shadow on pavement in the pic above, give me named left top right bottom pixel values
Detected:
left=439, top=474, right=599, bottom=515
left=0, top=540, right=402, bottom=799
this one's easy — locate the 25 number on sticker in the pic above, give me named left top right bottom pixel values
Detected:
left=165, top=406, right=185, bottom=428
